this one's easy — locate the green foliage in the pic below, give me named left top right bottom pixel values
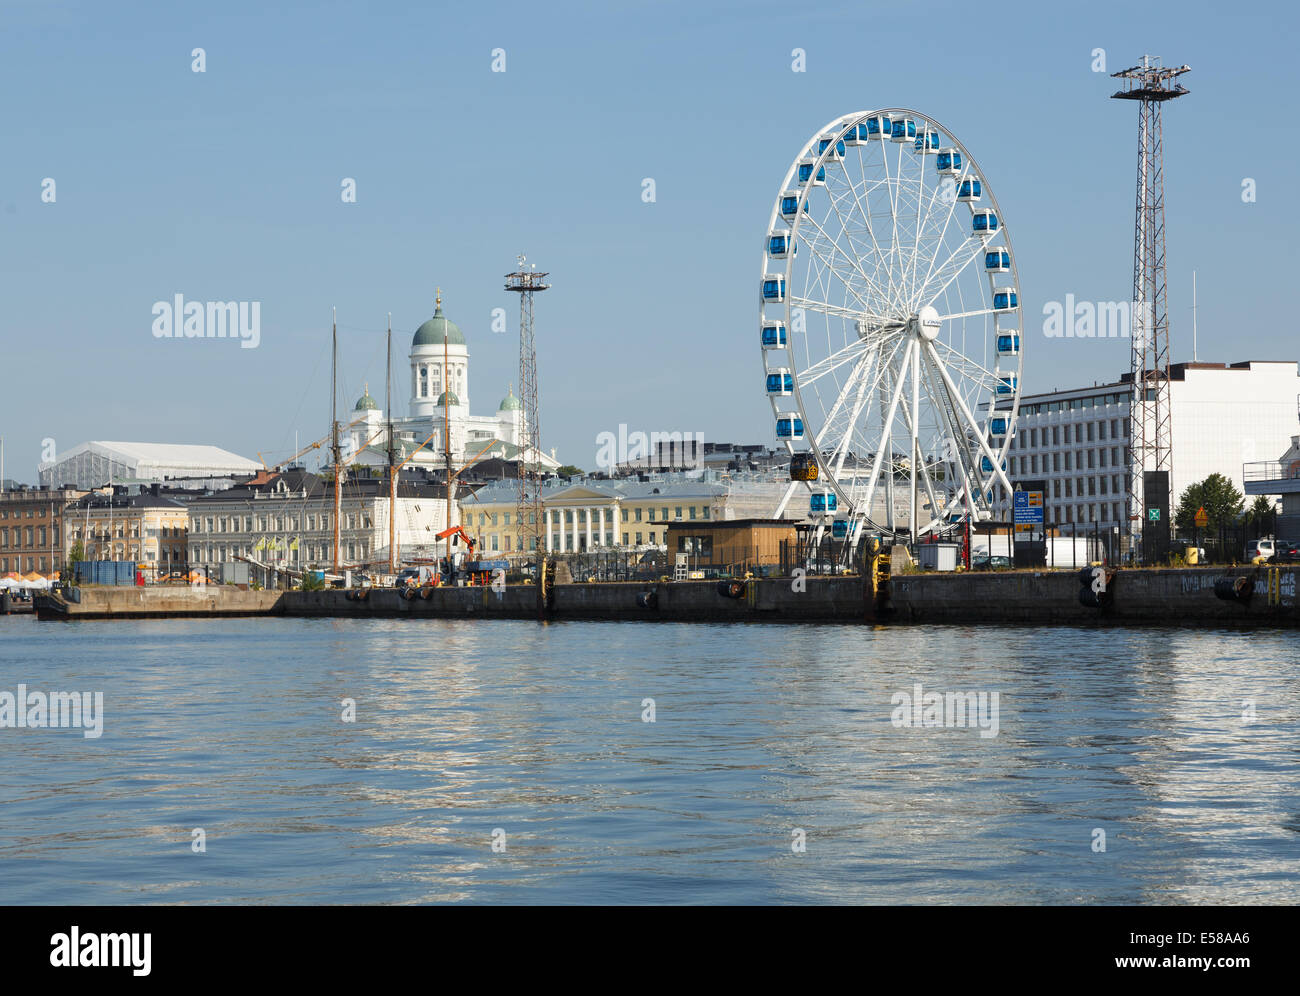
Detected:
left=555, top=465, right=583, bottom=478
left=299, top=573, right=326, bottom=591
left=1175, top=473, right=1243, bottom=532
left=1243, top=495, right=1275, bottom=532
left=62, top=541, right=85, bottom=583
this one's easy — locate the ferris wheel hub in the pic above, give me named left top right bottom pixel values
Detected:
left=909, top=305, right=941, bottom=342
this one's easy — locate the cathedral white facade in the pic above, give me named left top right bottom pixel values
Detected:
left=347, top=292, right=560, bottom=473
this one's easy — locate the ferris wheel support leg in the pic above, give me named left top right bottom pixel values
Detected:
left=922, top=341, right=1016, bottom=497
left=773, top=480, right=799, bottom=519
left=863, top=339, right=915, bottom=537
left=910, top=343, right=920, bottom=542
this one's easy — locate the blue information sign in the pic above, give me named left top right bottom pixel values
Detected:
left=1013, top=489, right=1044, bottom=525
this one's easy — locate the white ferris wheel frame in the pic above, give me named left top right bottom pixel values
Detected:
left=760, top=107, right=1023, bottom=548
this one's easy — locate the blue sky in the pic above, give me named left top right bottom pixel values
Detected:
left=1, top=0, right=1294, bottom=480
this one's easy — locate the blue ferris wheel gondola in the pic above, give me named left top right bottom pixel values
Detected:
left=761, top=322, right=787, bottom=349
left=776, top=412, right=804, bottom=440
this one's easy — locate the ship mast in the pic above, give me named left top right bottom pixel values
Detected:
left=330, top=307, right=342, bottom=574
left=386, top=313, right=397, bottom=574
left=442, top=288, right=454, bottom=571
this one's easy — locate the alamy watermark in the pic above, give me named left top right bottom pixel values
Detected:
left=152, top=295, right=261, bottom=349
left=1042, top=295, right=1154, bottom=340
left=594, top=424, right=705, bottom=472
left=890, top=682, right=1000, bottom=738
left=0, top=685, right=103, bottom=739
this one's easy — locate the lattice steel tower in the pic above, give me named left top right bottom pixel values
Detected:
left=1111, top=55, right=1189, bottom=558
left=506, top=255, right=550, bottom=561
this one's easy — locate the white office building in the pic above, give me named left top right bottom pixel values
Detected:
left=993, top=360, right=1300, bottom=528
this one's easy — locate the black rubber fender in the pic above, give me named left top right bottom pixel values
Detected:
left=717, top=579, right=746, bottom=599
left=1214, top=575, right=1253, bottom=603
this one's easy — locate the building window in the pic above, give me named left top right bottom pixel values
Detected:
left=689, top=506, right=697, bottom=519
left=635, top=532, right=643, bottom=545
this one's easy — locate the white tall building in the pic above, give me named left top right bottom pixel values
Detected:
left=347, top=290, right=558, bottom=473
left=993, top=360, right=1300, bottom=528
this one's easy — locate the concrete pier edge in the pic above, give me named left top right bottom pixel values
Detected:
left=30, top=566, right=1300, bottom=627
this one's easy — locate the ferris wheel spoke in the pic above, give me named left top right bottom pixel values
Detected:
left=788, top=295, right=890, bottom=329
left=824, top=172, right=895, bottom=307
left=915, top=238, right=986, bottom=309
left=840, top=156, right=895, bottom=303
left=805, top=361, right=872, bottom=464
left=798, top=209, right=890, bottom=310
left=911, top=179, right=964, bottom=311
left=930, top=339, right=1003, bottom=392
left=938, top=306, right=1000, bottom=324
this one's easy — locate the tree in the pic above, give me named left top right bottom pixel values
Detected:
left=61, top=540, right=86, bottom=584
left=1174, top=473, right=1243, bottom=533
left=1244, top=494, right=1275, bottom=533
left=555, top=465, right=583, bottom=478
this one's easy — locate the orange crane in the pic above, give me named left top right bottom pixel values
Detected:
left=435, top=525, right=477, bottom=554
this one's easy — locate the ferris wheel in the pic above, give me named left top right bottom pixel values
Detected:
left=761, top=108, right=1022, bottom=549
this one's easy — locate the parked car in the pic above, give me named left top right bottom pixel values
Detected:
left=394, top=566, right=439, bottom=587
left=1274, top=542, right=1300, bottom=564
left=971, top=554, right=1012, bottom=570
left=1245, top=539, right=1276, bottom=563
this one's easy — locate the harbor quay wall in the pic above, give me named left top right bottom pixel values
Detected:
left=34, top=585, right=283, bottom=619
left=32, top=567, right=1300, bottom=626
left=279, top=577, right=869, bottom=622
left=888, top=566, right=1299, bottom=626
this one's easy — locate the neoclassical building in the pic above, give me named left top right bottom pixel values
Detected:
left=348, top=291, right=561, bottom=474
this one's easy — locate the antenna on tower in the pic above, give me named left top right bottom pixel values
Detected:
left=1192, top=270, right=1198, bottom=363
left=1111, top=54, right=1189, bottom=564
left=506, top=254, right=550, bottom=619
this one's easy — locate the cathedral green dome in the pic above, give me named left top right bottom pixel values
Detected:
left=354, top=386, right=379, bottom=411
left=413, top=294, right=465, bottom=347
left=435, top=390, right=460, bottom=407
left=498, top=386, right=522, bottom=412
